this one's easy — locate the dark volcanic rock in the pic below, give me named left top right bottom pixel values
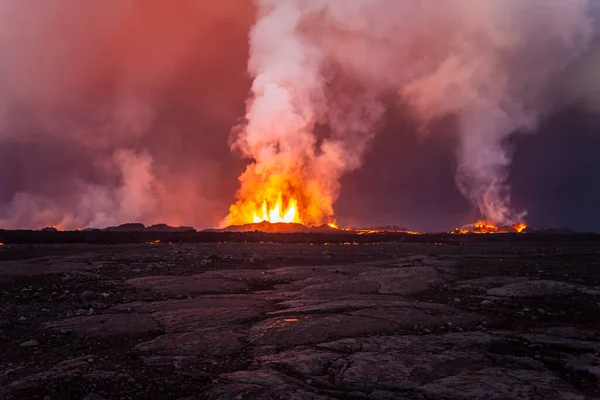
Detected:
left=135, top=327, right=244, bottom=357
left=46, top=314, right=159, bottom=337
left=2, top=239, right=600, bottom=400
left=116, top=296, right=270, bottom=333
left=248, top=303, right=480, bottom=346
left=126, top=275, right=249, bottom=295
left=416, top=368, right=584, bottom=399
left=217, top=221, right=313, bottom=233
left=146, top=224, right=195, bottom=232
left=103, top=223, right=147, bottom=232
left=486, top=280, right=593, bottom=297
left=80, top=290, right=97, bottom=300
left=82, top=393, right=108, bottom=400
left=102, top=222, right=195, bottom=232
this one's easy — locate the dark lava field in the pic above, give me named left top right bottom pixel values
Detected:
left=0, top=232, right=599, bottom=399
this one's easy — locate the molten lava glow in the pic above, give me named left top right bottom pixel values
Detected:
left=252, top=195, right=302, bottom=224
left=452, top=220, right=527, bottom=234
left=474, top=221, right=499, bottom=233
left=327, top=221, right=339, bottom=229
left=513, top=222, right=527, bottom=233
left=224, top=168, right=339, bottom=227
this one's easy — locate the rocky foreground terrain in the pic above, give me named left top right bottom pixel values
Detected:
left=1, top=237, right=599, bottom=399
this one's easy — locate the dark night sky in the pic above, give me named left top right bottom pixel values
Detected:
left=336, top=106, right=600, bottom=232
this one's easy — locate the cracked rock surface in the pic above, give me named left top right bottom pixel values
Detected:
left=1, top=239, right=599, bottom=399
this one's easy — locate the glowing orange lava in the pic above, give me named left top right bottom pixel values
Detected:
left=252, top=195, right=302, bottom=224
left=452, top=220, right=527, bottom=234
left=223, top=169, right=341, bottom=227
left=473, top=221, right=499, bottom=233
left=512, top=222, right=527, bottom=233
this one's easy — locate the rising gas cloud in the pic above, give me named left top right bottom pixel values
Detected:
left=0, top=1, right=254, bottom=229
left=227, top=0, right=595, bottom=227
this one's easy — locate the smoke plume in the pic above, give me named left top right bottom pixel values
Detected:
left=0, top=1, right=254, bottom=229
left=228, top=0, right=594, bottom=226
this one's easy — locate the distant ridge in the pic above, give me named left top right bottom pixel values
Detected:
left=103, top=223, right=195, bottom=233
left=204, top=221, right=338, bottom=233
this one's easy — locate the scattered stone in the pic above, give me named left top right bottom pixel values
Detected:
left=18, top=316, right=27, bottom=321
left=565, top=353, right=600, bottom=380
left=480, top=300, right=493, bottom=306
left=20, top=340, right=39, bottom=347
left=80, top=291, right=96, bottom=300
left=82, top=393, right=107, bottom=400
left=453, top=298, right=461, bottom=303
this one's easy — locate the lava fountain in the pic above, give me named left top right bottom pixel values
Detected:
left=252, top=195, right=301, bottom=224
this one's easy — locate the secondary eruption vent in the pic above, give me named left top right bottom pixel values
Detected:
left=452, top=220, right=527, bottom=234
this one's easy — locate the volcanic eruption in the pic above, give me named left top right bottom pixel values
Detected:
left=0, top=1, right=598, bottom=233
left=223, top=0, right=593, bottom=232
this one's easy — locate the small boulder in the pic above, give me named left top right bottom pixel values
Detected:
left=80, top=291, right=97, bottom=300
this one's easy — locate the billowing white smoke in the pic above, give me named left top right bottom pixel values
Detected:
left=0, top=1, right=254, bottom=230
left=228, top=0, right=384, bottom=225
left=0, top=150, right=159, bottom=229
left=238, top=0, right=594, bottom=225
